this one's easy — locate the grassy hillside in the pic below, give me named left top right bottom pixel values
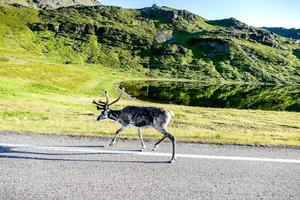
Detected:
left=1, top=4, right=300, bottom=84
left=0, top=3, right=300, bottom=146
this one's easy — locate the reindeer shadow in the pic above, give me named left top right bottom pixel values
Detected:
left=0, top=145, right=170, bottom=164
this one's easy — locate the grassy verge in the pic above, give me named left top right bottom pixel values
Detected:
left=0, top=54, right=299, bottom=147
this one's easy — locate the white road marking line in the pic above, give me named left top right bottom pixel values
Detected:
left=1, top=143, right=300, bottom=164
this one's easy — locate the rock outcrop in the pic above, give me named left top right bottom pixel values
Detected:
left=208, top=18, right=279, bottom=47
left=264, top=27, right=300, bottom=40
left=141, top=4, right=198, bottom=23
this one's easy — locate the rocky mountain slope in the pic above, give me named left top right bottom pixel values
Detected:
left=0, top=3, right=299, bottom=84
left=264, top=27, right=300, bottom=40
left=0, top=0, right=100, bottom=9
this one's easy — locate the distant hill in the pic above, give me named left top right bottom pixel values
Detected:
left=264, top=27, right=300, bottom=40
left=0, top=0, right=100, bottom=9
left=0, top=3, right=299, bottom=84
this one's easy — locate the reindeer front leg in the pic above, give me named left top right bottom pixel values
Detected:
left=110, top=127, right=126, bottom=146
left=138, top=128, right=146, bottom=151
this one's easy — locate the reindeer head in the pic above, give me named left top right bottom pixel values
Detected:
left=92, top=89, right=124, bottom=121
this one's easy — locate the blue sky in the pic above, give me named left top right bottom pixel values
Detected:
left=100, top=0, right=300, bottom=28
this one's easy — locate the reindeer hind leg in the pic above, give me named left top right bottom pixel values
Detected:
left=152, top=135, right=166, bottom=151
left=154, top=127, right=176, bottom=163
left=167, top=132, right=176, bottom=163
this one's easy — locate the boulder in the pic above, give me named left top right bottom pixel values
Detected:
left=141, top=4, right=198, bottom=23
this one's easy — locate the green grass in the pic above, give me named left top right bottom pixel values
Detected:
left=0, top=92, right=299, bottom=147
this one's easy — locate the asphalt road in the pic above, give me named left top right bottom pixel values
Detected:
left=0, top=132, right=299, bottom=200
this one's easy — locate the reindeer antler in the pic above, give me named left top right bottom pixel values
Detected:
left=93, top=88, right=124, bottom=109
left=92, top=99, right=105, bottom=106
left=104, top=91, right=109, bottom=105
left=92, top=99, right=106, bottom=110
left=108, top=87, right=125, bottom=107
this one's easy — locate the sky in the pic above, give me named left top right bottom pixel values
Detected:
left=100, top=0, right=300, bottom=28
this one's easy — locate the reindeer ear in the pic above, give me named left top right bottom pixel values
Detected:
left=96, top=106, right=101, bottom=110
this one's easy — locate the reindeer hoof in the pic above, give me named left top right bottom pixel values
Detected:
left=169, top=159, right=175, bottom=163
left=152, top=145, right=158, bottom=151
left=140, top=146, right=146, bottom=152
left=109, top=143, right=114, bottom=146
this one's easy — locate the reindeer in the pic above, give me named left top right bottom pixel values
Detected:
left=92, top=89, right=176, bottom=163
